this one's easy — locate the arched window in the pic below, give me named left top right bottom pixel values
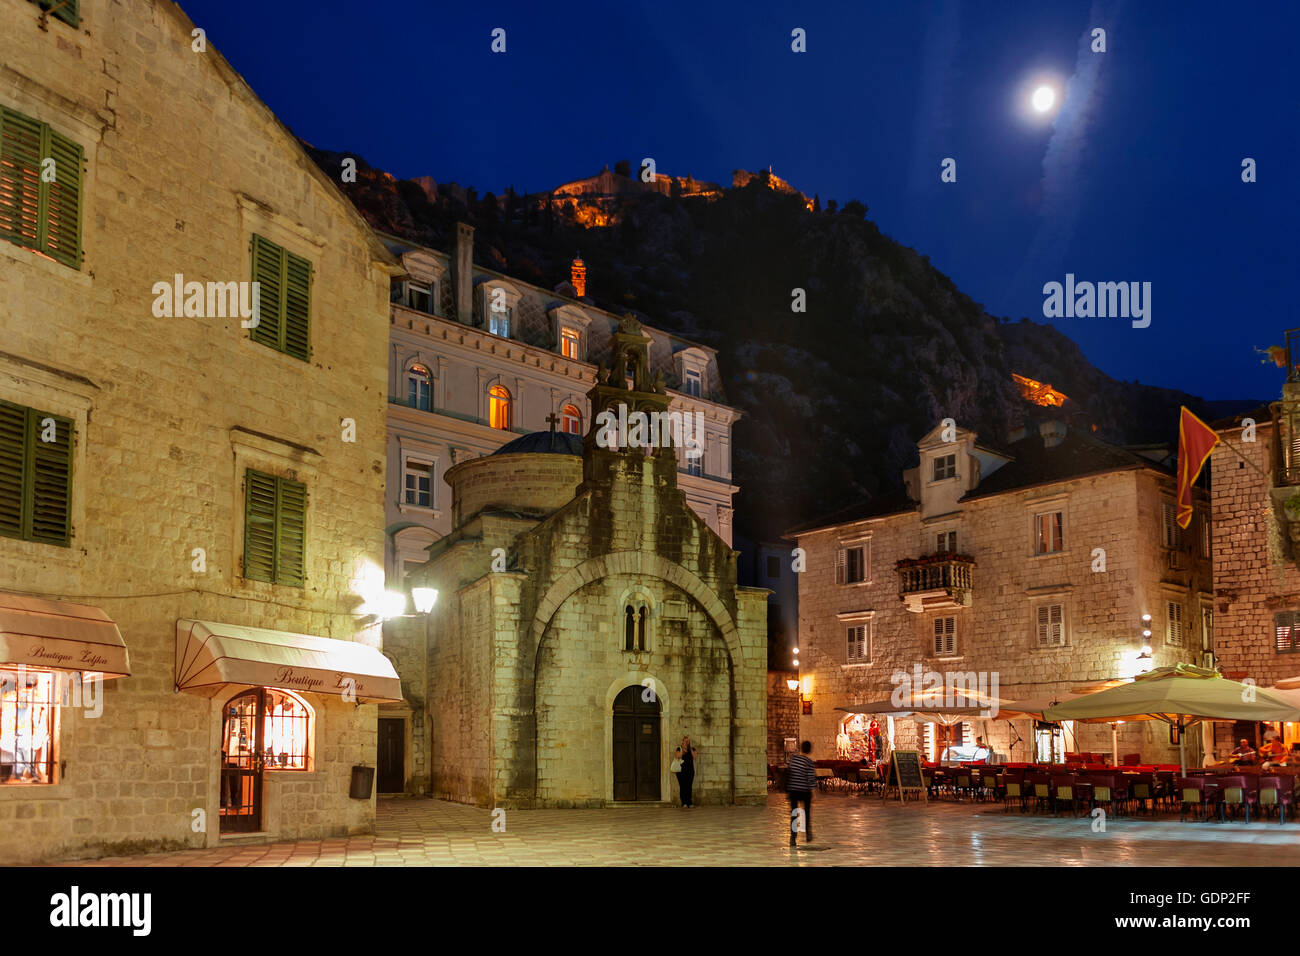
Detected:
left=623, top=601, right=649, bottom=652
left=637, top=606, right=647, bottom=651
left=561, top=404, right=582, bottom=434
left=624, top=606, right=636, bottom=651
left=407, top=364, right=432, bottom=411
left=222, top=687, right=313, bottom=773
left=488, top=385, right=512, bottom=430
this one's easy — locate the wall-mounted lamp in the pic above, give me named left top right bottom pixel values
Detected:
left=412, top=587, right=439, bottom=615
left=786, top=678, right=800, bottom=692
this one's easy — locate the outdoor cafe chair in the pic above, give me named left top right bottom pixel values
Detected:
left=1050, top=773, right=1080, bottom=817
left=1002, top=768, right=1027, bottom=812
left=953, top=769, right=976, bottom=801
left=1217, top=774, right=1257, bottom=824
left=1126, top=773, right=1156, bottom=816
left=978, top=768, right=1001, bottom=802
left=1178, top=776, right=1213, bottom=823
left=1089, top=774, right=1120, bottom=817
left=1027, top=772, right=1052, bottom=814
left=1257, top=775, right=1294, bottom=823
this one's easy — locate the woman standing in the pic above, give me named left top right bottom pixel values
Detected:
left=674, top=735, right=697, bottom=808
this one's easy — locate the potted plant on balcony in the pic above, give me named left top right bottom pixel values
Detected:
left=1285, top=492, right=1300, bottom=522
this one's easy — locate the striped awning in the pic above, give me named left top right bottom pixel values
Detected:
left=175, top=619, right=401, bottom=703
left=0, top=593, right=130, bottom=678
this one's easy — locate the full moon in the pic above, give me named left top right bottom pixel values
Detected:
left=1031, top=85, right=1056, bottom=112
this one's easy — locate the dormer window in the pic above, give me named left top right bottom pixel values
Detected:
left=560, top=328, right=581, bottom=360
left=684, top=368, right=702, bottom=397
left=489, top=308, right=511, bottom=338
left=407, top=281, right=433, bottom=314
left=933, top=454, right=957, bottom=481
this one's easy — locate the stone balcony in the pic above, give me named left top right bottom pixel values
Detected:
left=896, top=554, right=975, bottom=614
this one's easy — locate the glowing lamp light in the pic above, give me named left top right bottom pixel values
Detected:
left=792, top=658, right=800, bottom=667
left=786, top=678, right=800, bottom=692
left=792, top=647, right=800, bottom=654
left=412, top=587, right=439, bottom=614
left=1140, top=645, right=1153, bottom=657
left=377, top=590, right=408, bottom=620
left=801, top=676, right=813, bottom=697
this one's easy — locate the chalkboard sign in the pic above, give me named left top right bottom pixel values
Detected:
left=884, top=750, right=928, bottom=803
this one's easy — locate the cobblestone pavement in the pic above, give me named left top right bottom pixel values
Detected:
left=59, top=792, right=1300, bottom=866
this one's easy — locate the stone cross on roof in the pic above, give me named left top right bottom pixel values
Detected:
left=545, top=412, right=560, bottom=434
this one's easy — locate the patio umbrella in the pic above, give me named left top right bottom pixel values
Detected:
left=1043, top=663, right=1300, bottom=773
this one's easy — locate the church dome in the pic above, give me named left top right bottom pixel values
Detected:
left=492, top=431, right=584, bottom=457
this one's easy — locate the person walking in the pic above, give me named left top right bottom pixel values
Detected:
left=673, top=736, right=697, bottom=808
left=786, top=740, right=817, bottom=845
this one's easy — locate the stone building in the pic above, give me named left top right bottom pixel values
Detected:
left=382, top=226, right=741, bottom=584
left=389, top=316, right=767, bottom=807
left=0, top=0, right=400, bottom=862
left=790, top=419, right=1212, bottom=766
left=1210, top=388, right=1300, bottom=749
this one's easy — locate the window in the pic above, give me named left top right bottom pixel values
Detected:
left=1199, top=510, right=1211, bottom=558
left=936, top=530, right=957, bottom=553
left=404, top=459, right=432, bottom=508
left=488, top=385, right=512, bottom=430
left=0, top=668, right=57, bottom=785
left=1165, top=600, right=1184, bottom=647
left=0, top=400, right=73, bottom=546
left=243, top=469, right=307, bottom=586
left=1276, top=611, right=1300, bottom=654
left=1034, top=511, right=1064, bottom=554
left=933, top=616, right=956, bottom=656
left=29, top=0, right=79, bottom=27
left=685, top=454, right=702, bottom=477
left=623, top=602, right=648, bottom=651
left=1201, top=605, right=1213, bottom=652
left=560, top=404, right=582, bottom=435
left=847, top=623, right=870, bottom=663
left=683, top=369, right=702, bottom=397
left=222, top=687, right=312, bottom=774
left=1036, top=603, right=1065, bottom=647
left=932, top=454, right=957, bottom=481
left=560, top=328, right=581, bottom=359
left=407, top=364, right=432, bottom=411
left=489, top=307, right=511, bottom=338
left=406, top=281, right=433, bottom=314
left=766, top=555, right=781, bottom=579
left=250, top=234, right=312, bottom=361
left=0, top=105, right=83, bottom=268
left=1160, top=502, right=1179, bottom=549
left=835, top=544, right=868, bottom=584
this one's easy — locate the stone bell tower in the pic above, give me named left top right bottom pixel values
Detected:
left=583, top=313, right=679, bottom=489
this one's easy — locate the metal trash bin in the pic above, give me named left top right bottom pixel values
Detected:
left=349, top=765, right=375, bottom=799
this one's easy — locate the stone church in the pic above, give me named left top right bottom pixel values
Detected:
left=393, top=316, right=767, bottom=807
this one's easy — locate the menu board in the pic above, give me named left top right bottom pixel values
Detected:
left=886, top=749, right=928, bottom=803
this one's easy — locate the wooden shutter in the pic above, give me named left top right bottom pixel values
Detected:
left=0, top=400, right=25, bottom=538
left=28, top=410, right=72, bottom=544
left=1276, top=613, right=1297, bottom=653
left=276, top=477, right=307, bottom=586
left=43, top=129, right=82, bottom=268
left=934, top=616, right=955, bottom=655
left=250, top=235, right=283, bottom=352
left=283, top=249, right=311, bottom=360
left=243, top=469, right=278, bottom=582
left=0, top=107, right=43, bottom=252
left=834, top=547, right=846, bottom=584
left=30, top=0, right=79, bottom=27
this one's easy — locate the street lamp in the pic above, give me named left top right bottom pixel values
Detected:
left=412, top=587, right=439, bottom=615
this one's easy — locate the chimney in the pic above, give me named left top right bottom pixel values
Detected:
left=1039, top=420, right=1067, bottom=449
left=451, top=221, right=474, bottom=324
left=570, top=253, right=586, bottom=298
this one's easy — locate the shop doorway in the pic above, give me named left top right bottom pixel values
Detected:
left=377, top=718, right=405, bottom=793
left=220, top=691, right=264, bottom=833
left=612, top=685, right=660, bottom=801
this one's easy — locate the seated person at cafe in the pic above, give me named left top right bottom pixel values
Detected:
left=974, top=736, right=993, bottom=762
left=1259, top=734, right=1286, bottom=766
left=1229, top=738, right=1258, bottom=764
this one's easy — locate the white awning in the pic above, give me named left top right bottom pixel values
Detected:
left=0, top=593, right=130, bottom=678
left=175, top=619, right=401, bottom=703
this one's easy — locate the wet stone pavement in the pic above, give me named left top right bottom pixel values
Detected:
left=59, top=792, right=1300, bottom=867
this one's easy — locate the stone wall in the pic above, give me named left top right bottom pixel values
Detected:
left=767, top=670, right=799, bottom=765
left=0, top=0, right=391, bottom=862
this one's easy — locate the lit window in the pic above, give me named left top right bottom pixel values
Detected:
left=1034, top=511, right=1063, bottom=554
left=1277, top=612, right=1300, bottom=654
left=488, top=385, right=512, bottom=430
left=1166, top=600, right=1184, bottom=647
left=560, top=404, right=582, bottom=434
left=933, top=454, right=957, bottom=481
left=404, top=459, right=432, bottom=507
left=0, top=668, right=57, bottom=785
left=683, top=368, right=702, bottom=397
left=407, top=364, right=432, bottom=411
left=560, top=329, right=581, bottom=359
left=221, top=688, right=313, bottom=827
left=1036, top=603, right=1065, bottom=647
left=933, top=616, right=956, bottom=656
left=489, top=304, right=511, bottom=338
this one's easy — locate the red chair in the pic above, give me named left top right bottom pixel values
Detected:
left=1122, top=753, right=1142, bottom=766
left=1002, top=768, right=1028, bottom=812
left=1218, top=774, right=1257, bottom=823
left=1178, top=776, right=1212, bottom=822
left=1258, top=775, right=1295, bottom=823
left=1127, top=772, right=1156, bottom=815
left=1026, top=772, right=1052, bottom=813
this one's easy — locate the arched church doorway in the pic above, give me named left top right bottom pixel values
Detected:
left=612, top=685, right=660, bottom=801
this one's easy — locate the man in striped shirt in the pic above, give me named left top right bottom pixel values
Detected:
left=786, top=740, right=817, bottom=845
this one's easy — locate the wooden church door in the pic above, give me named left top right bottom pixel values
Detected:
left=612, top=685, right=661, bottom=801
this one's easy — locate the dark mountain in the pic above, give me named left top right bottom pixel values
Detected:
left=305, top=144, right=1266, bottom=541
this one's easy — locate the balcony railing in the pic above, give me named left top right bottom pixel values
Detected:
left=1271, top=399, right=1300, bottom=486
left=896, top=554, right=975, bottom=612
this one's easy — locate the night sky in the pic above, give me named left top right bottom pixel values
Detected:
left=179, top=0, right=1297, bottom=401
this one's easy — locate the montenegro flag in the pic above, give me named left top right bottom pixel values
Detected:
left=1176, top=406, right=1220, bottom=529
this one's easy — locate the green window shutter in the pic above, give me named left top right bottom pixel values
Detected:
left=30, top=1, right=79, bottom=27
left=275, top=477, right=307, bottom=586
left=0, top=400, right=26, bottom=539
left=243, top=469, right=278, bottom=583
left=43, top=129, right=82, bottom=269
left=27, top=409, right=72, bottom=545
left=0, top=107, right=43, bottom=253
left=283, top=250, right=312, bottom=361
left=250, top=234, right=283, bottom=352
